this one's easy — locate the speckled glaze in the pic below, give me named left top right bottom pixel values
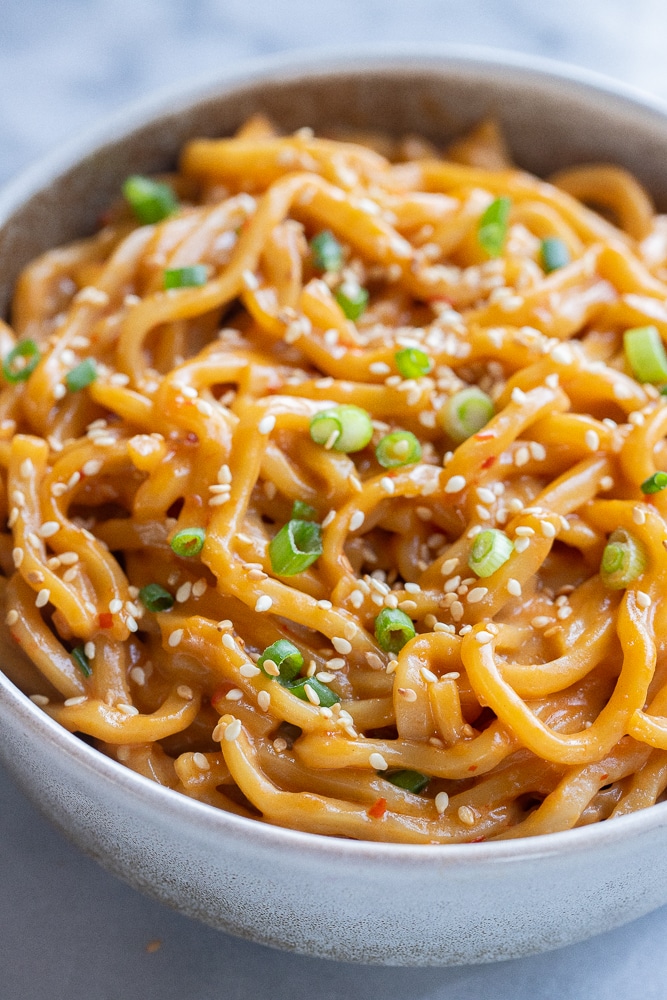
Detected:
left=3, top=47, right=667, bottom=966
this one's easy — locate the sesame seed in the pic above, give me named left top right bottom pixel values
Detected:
left=257, top=690, right=271, bottom=711
left=514, top=446, right=530, bottom=468
left=435, top=791, right=449, bottom=814
left=316, top=671, right=336, bottom=683
left=240, top=664, right=260, bottom=678
left=398, top=687, right=418, bottom=702
left=176, top=581, right=192, bottom=603
left=117, top=703, right=139, bottom=716
left=556, top=606, right=572, bottom=620
left=420, top=667, right=438, bottom=683
left=168, top=629, right=184, bottom=647
left=242, top=269, right=259, bottom=289
left=19, top=458, right=34, bottom=478
left=255, top=595, right=273, bottom=613
left=450, top=600, right=464, bottom=621
left=332, top=636, right=352, bottom=655
left=531, top=616, right=554, bottom=628
left=475, top=630, right=493, bottom=644
left=467, top=587, right=488, bottom=604
left=12, top=548, right=24, bottom=568
left=458, top=805, right=476, bottom=826
left=540, top=520, right=557, bottom=538
left=224, top=718, right=242, bottom=741
left=64, top=696, right=87, bottom=707
left=514, top=537, right=530, bottom=553
left=258, top=414, right=276, bottom=435
left=109, top=598, right=123, bottom=614
left=445, top=475, right=466, bottom=494
left=35, top=588, right=50, bottom=608
left=440, top=557, right=459, bottom=576
left=82, top=459, right=103, bottom=476
left=321, top=510, right=336, bottom=528
left=369, top=752, right=388, bottom=770
left=5, top=609, right=18, bottom=626
left=327, top=658, right=347, bottom=670
left=221, top=633, right=236, bottom=651
left=350, top=589, right=364, bottom=609
left=192, top=578, right=207, bottom=597
left=84, top=641, right=95, bottom=660
left=632, top=506, right=647, bottom=525
left=380, top=477, right=395, bottom=494
left=177, top=685, right=193, bottom=700
left=507, top=578, right=522, bottom=597
left=303, top=683, right=320, bottom=705
left=349, top=510, right=365, bottom=532
left=226, top=688, right=243, bottom=701
left=130, top=667, right=146, bottom=686
left=476, top=487, right=496, bottom=504
left=585, top=430, right=600, bottom=452
left=193, top=752, right=209, bottom=771
left=600, top=476, right=614, bottom=491
left=30, top=694, right=50, bottom=706
left=636, top=591, right=652, bottom=609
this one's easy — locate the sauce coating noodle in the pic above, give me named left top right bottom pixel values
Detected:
left=3, top=116, right=667, bottom=843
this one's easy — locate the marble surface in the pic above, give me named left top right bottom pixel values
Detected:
left=3, top=1, right=667, bottom=997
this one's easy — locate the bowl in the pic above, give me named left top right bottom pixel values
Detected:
left=2, top=45, right=667, bottom=967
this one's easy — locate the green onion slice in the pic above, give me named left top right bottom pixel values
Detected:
left=440, top=387, right=495, bottom=443
left=374, top=608, right=416, bottom=653
left=163, top=264, right=208, bottom=290
left=335, top=280, right=368, bottom=321
left=283, top=676, right=340, bottom=707
left=468, top=528, right=514, bottom=578
left=624, top=325, right=667, bottom=383
left=375, top=430, right=422, bottom=469
left=600, top=529, right=647, bottom=589
left=257, top=639, right=304, bottom=681
left=170, top=527, right=206, bottom=558
left=291, top=500, right=318, bottom=521
left=71, top=645, right=92, bottom=678
left=65, top=358, right=97, bottom=392
left=477, top=196, right=511, bottom=257
left=540, top=237, right=571, bottom=273
left=395, top=347, right=433, bottom=379
left=269, top=519, right=322, bottom=576
left=384, top=769, right=430, bottom=794
left=122, top=175, right=178, bottom=225
left=2, top=340, right=40, bottom=384
left=309, top=404, right=373, bottom=453
left=311, top=230, right=343, bottom=272
left=139, top=583, right=174, bottom=612
left=641, top=472, right=667, bottom=495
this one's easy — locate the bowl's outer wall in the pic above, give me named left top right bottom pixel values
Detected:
left=2, top=50, right=667, bottom=965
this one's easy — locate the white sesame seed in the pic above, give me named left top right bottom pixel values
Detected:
left=476, top=487, right=496, bottom=504
left=321, top=510, right=336, bottom=528
left=258, top=415, right=276, bottom=435
left=30, top=694, right=50, bottom=706
left=257, top=690, right=271, bottom=711
left=255, top=595, right=273, bottom=613
left=126, top=615, right=138, bottom=632
left=420, top=667, right=438, bottom=683
left=445, top=475, right=466, bottom=494
left=475, top=630, right=493, bottom=644
left=515, top=525, right=535, bottom=537
left=130, top=667, right=146, bottom=686
left=349, top=510, right=365, bottom=532
left=332, top=636, right=352, bottom=655
left=585, top=430, right=600, bottom=452
left=242, top=269, right=259, bottom=289
left=303, top=683, right=320, bottom=705
left=64, top=695, right=88, bottom=707
left=35, top=588, right=50, bottom=608
left=117, top=703, right=139, bottom=716
left=177, top=685, right=193, bottom=700
left=435, top=791, right=449, bottom=814
left=53, top=383, right=67, bottom=400
left=556, top=606, right=573, bottom=620
left=551, top=344, right=573, bottom=365
left=531, top=616, right=554, bottom=628
left=240, top=664, right=261, bottom=678
left=507, top=578, right=522, bottom=597
left=12, top=548, right=24, bottom=568
left=540, top=520, right=557, bottom=538
left=82, top=459, right=103, bottom=476
left=327, top=658, right=347, bottom=670
left=176, top=581, right=192, bottom=603
left=224, top=718, right=242, bottom=741
left=380, top=477, right=395, bottom=494
left=458, top=805, right=476, bottom=826
left=467, top=587, right=488, bottom=604
left=600, top=476, right=614, bottom=492
left=440, top=557, right=459, bottom=576
left=226, top=688, right=243, bottom=701
left=221, top=633, right=236, bottom=651
left=636, top=591, right=652, bottom=609
left=369, top=752, right=388, bottom=771
left=109, top=598, right=123, bottom=614
left=19, top=458, right=34, bottom=478
left=168, top=629, right=184, bottom=647
left=515, top=446, right=530, bottom=468
left=514, top=537, right=530, bottom=553
left=84, top=641, right=95, bottom=660
left=398, top=687, right=418, bottom=702
left=5, top=609, right=18, bottom=626
left=192, top=578, right=207, bottom=597
left=195, top=399, right=214, bottom=417
left=632, top=506, right=647, bottom=525
left=193, top=752, right=210, bottom=771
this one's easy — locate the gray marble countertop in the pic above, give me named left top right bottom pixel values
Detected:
left=3, top=2, right=667, bottom=997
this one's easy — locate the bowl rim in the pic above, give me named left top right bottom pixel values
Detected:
left=3, top=41, right=667, bottom=866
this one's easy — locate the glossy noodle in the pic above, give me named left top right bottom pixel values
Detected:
left=3, top=115, right=667, bottom=843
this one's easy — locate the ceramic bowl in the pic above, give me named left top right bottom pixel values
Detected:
left=2, top=45, right=667, bottom=967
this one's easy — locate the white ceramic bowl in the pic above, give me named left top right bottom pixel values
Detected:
left=2, top=46, right=667, bottom=967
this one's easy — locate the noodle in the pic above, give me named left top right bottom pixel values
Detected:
left=3, top=116, right=667, bottom=843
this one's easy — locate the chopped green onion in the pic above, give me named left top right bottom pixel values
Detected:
left=395, top=347, right=433, bottom=379
left=283, top=676, right=340, bottom=707
left=71, top=645, right=92, bottom=678
left=2, top=340, right=40, bottom=384
left=335, top=280, right=368, bottom=321
left=309, top=404, right=373, bottom=453
left=624, top=325, right=667, bottom=383
left=170, top=527, right=206, bottom=558
left=600, top=529, right=647, bottom=589
left=468, top=528, right=514, bottom=578
left=375, top=430, right=422, bottom=468
left=269, top=519, right=322, bottom=576
left=383, top=769, right=430, bottom=794
left=641, top=472, right=667, bottom=495
left=439, top=387, right=495, bottom=443
left=374, top=608, right=416, bottom=653
left=477, top=196, right=511, bottom=257
left=122, top=175, right=178, bottom=225
left=540, top=237, right=570, bottom=273
left=257, top=639, right=303, bottom=681
left=311, top=230, right=343, bottom=272
left=65, top=358, right=97, bottom=392
left=291, top=500, right=318, bottom=521
left=163, top=264, right=208, bottom=289
left=139, top=583, right=174, bottom=612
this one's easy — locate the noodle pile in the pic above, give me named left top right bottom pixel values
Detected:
left=4, top=114, right=667, bottom=843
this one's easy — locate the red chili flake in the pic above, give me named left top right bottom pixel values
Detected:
left=210, top=686, right=230, bottom=713
left=468, top=764, right=478, bottom=772
left=185, top=432, right=199, bottom=445
left=474, top=432, right=496, bottom=441
left=428, top=295, right=454, bottom=306
left=11, top=633, right=21, bottom=645
left=471, top=836, right=486, bottom=843
left=367, top=797, right=387, bottom=820
left=600, top=774, right=609, bottom=782
left=481, top=455, right=496, bottom=470
left=98, top=612, right=113, bottom=629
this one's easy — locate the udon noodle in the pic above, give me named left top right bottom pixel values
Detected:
left=3, top=115, right=667, bottom=843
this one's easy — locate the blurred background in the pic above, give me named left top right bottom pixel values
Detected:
left=3, top=1, right=667, bottom=998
